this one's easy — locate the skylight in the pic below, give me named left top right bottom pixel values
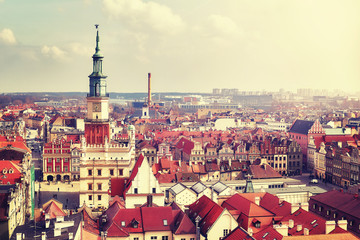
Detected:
left=311, top=220, right=317, bottom=225
left=163, top=219, right=168, bottom=226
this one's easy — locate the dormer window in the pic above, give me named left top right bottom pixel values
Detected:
left=132, top=219, right=139, bottom=228
left=163, top=219, right=168, bottom=226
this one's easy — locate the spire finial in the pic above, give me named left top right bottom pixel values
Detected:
left=95, top=24, right=100, bottom=54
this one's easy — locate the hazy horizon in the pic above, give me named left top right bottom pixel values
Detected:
left=1, top=0, right=359, bottom=93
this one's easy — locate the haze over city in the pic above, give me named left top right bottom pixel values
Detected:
left=0, top=0, right=360, bottom=93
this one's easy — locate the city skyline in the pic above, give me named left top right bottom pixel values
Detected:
left=1, top=0, right=360, bottom=93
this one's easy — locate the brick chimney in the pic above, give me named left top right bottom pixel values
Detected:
left=325, top=220, right=336, bottom=234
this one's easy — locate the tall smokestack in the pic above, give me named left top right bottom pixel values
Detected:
left=148, top=73, right=151, bottom=106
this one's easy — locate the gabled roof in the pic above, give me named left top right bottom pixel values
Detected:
left=221, top=194, right=273, bottom=218
left=253, top=225, right=283, bottom=240
left=173, top=210, right=196, bottom=235
left=42, top=201, right=67, bottom=220
left=289, top=120, right=314, bottom=135
left=280, top=208, right=326, bottom=236
left=310, top=190, right=360, bottom=219
left=190, top=181, right=208, bottom=194
left=249, top=164, right=282, bottom=179
left=169, top=182, right=187, bottom=195
left=188, top=195, right=224, bottom=236
left=223, top=226, right=254, bottom=240
left=175, top=137, right=194, bottom=155
left=141, top=206, right=174, bottom=232
left=124, top=154, right=145, bottom=193
left=211, top=181, right=229, bottom=194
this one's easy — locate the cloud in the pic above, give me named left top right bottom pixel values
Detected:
left=0, top=28, right=17, bottom=45
left=67, top=42, right=92, bottom=56
left=102, top=0, right=185, bottom=35
left=207, top=15, right=243, bottom=37
left=41, top=45, right=66, bottom=60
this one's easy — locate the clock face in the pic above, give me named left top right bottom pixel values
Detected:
left=93, top=103, right=101, bottom=112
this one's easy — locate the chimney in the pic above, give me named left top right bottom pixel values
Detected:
left=291, top=203, right=299, bottom=214
left=304, top=228, right=309, bottom=235
left=195, top=216, right=201, bottom=240
left=56, top=215, right=64, bottom=222
left=147, top=194, right=153, bottom=207
left=325, top=220, right=336, bottom=234
left=248, top=227, right=253, bottom=237
left=289, top=219, right=294, bottom=228
left=255, top=196, right=260, bottom=205
left=16, top=233, right=24, bottom=240
left=41, top=232, right=46, bottom=240
left=296, top=224, right=302, bottom=232
left=300, top=202, right=309, bottom=212
left=54, top=228, right=61, bottom=237
left=337, top=220, right=348, bottom=231
left=45, top=219, right=50, bottom=228
left=148, top=73, right=151, bottom=106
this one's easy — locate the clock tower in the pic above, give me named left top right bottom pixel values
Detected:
left=84, top=25, right=110, bottom=145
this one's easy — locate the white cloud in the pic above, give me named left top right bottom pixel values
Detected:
left=102, top=0, right=185, bottom=35
left=0, top=28, right=17, bottom=45
left=41, top=45, right=66, bottom=60
left=207, top=15, right=243, bottom=37
left=68, top=42, right=92, bottom=56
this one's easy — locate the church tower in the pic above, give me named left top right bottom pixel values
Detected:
left=85, top=25, right=110, bottom=145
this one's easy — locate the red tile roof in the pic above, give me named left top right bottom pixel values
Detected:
left=223, top=227, right=254, bottom=240
left=249, top=164, right=282, bottom=179
left=124, top=154, right=145, bottom=193
left=188, top=195, right=224, bottom=236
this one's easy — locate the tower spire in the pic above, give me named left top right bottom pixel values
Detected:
left=95, top=24, right=100, bottom=55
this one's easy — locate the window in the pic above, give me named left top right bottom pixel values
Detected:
left=151, top=237, right=157, bottom=240
left=47, top=167, right=52, bottom=172
left=190, top=238, right=195, bottom=240
left=56, top=158, right=60, bottom=163
left=64, top=158, right=68, bottom=163
left=134, top=188, right=138, bottom=194
left=313, top=204, right=317, bottom=210
left=88, top=169, right=92, bottom=176
left=162, top=237, right=168, bottom=240
left=98, top=183, right=102, bottom=190
left=98, top=195, right=101, bottom=201
left=119, top=169, right=123, bottom=176
left=224, top=229, right=229, bottom=236
left=110, top=169, right=114, bottom=176
left=56, top=166, right=60, bottom=172
left=327, top=210, right=331, bottom=216
left=134, top=238, right=139, bottom=240
left=88, top=184, right=93, bottom=190
left=47, top=158, right=52, bottom=163
left=97, top=169, right=102, bottom=176
left=163, top=219, right=168, bottom=226
left=89, top=195, right=92, bottom=201
left=152, top=188, right=156, bottom=193
left=64, top=166, right=68, bottom=172
left=121, top=221, right=126, bottom=227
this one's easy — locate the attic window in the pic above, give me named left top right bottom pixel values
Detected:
left=121, top=221, right=125, bottom=227
left=8, top=168, right=13, bottom=174
left=163, top=219, right=168, bottom=226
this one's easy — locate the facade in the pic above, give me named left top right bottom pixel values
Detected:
left=287, top=140, right=302, bottom=176
left=42, top=139, right=72, bottom=182
left=79, top=27, right=136, bottom=209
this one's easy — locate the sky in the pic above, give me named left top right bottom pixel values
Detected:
left=0, top=0, right=360, bottom=93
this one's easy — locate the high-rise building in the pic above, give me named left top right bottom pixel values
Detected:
left=79, top=26, right=135, bottom=209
